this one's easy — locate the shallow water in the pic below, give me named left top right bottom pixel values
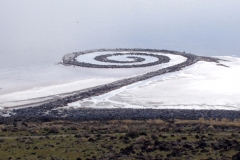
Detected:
left=0, top=0, right=240, bottom=95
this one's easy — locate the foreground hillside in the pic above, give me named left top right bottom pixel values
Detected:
left=0, top=118, right=240, bottom=160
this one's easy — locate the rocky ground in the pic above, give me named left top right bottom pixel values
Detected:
left=1, top=108, right=240, bottom=124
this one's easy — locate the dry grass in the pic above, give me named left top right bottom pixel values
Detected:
left=146, top=119, right=165, bottom=125
left=174, top=118, right=240, bottom=127
left=0, top=118, right=240, bottom=159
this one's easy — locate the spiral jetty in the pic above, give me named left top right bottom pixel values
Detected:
left=2, top=48, right=236, bottom=123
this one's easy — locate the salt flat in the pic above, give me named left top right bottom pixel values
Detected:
left=1, top=51, right=239, bottom=111
left=67, top=56, right=240, bottom=110
left=0, top=78, right=117, bottom=109
left=0, top=52, right=186, bottom=109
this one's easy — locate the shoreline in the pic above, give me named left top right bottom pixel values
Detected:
left=1, top=108, right=240, bottom=123
left=0, top=48, right=226, bottom=122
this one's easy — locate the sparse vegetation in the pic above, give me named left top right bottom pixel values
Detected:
left=0, top=118, right=239, bottom=159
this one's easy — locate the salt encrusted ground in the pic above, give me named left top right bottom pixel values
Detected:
left=0, top=52, right=186, bottom=109
left=0, top=50, right=239, bottom=112
left=67, top=56, right=240, bottom=110
left=0, top=78, right=117, bottom=109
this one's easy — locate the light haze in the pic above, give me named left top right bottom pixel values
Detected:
left=0, top=0, right=240, bottom=95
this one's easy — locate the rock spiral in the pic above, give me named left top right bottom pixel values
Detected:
left=0, top=48, right=222, bottom=121
left=63, top=50, right=171, bottom=68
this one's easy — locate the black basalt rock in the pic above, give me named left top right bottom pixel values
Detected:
left=232, top=152, right=240, bottom=160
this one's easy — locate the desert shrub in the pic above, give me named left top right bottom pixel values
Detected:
left=126, top=130, right=139, bottom=138
left=114, top=125, right=129, bottom=133
left=68, top=125, right=78, bottom=130
left=181, top=137, right=187, bottom=140
left=48, top=127, right=60, bottom=134
left=139, top=131, right=147, bottom=136
left=88, top=138, right=95, bottom=142
left=43, top=127, right=49, bottom=132
left=174, top=127, right=184, bottom=133
left=16, top=137, right=21, bottom=141
left=134, top=136, right=146, bottom=144
left=48, top=155, right=63, bottom=160
left=231, top=133, right=239, bottom=137
left=29, top=129, right=39, bottom=134
left=11, top=143, right=17, bottom=147
left=151, top=133, right=158, bottom=140
left=195, top=135, right=200, bottom=139
left=104, top=134, right=116, bottom=139
left=37, top=155, right=45, bottom=159
left=1, top=128, right=7, bottom=132
left=207, top=125, right=216, bottom=132
left=161, top=135, right=167, bottom=139
left=74, top=133, right=83, bottom=138
left=161, top=127, right=169, bottom=132
left=25, top=139, right=33, bottom=144
left=193, top=125, right=204, bottom=132
left=83, top=132, right=90, bottom=138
